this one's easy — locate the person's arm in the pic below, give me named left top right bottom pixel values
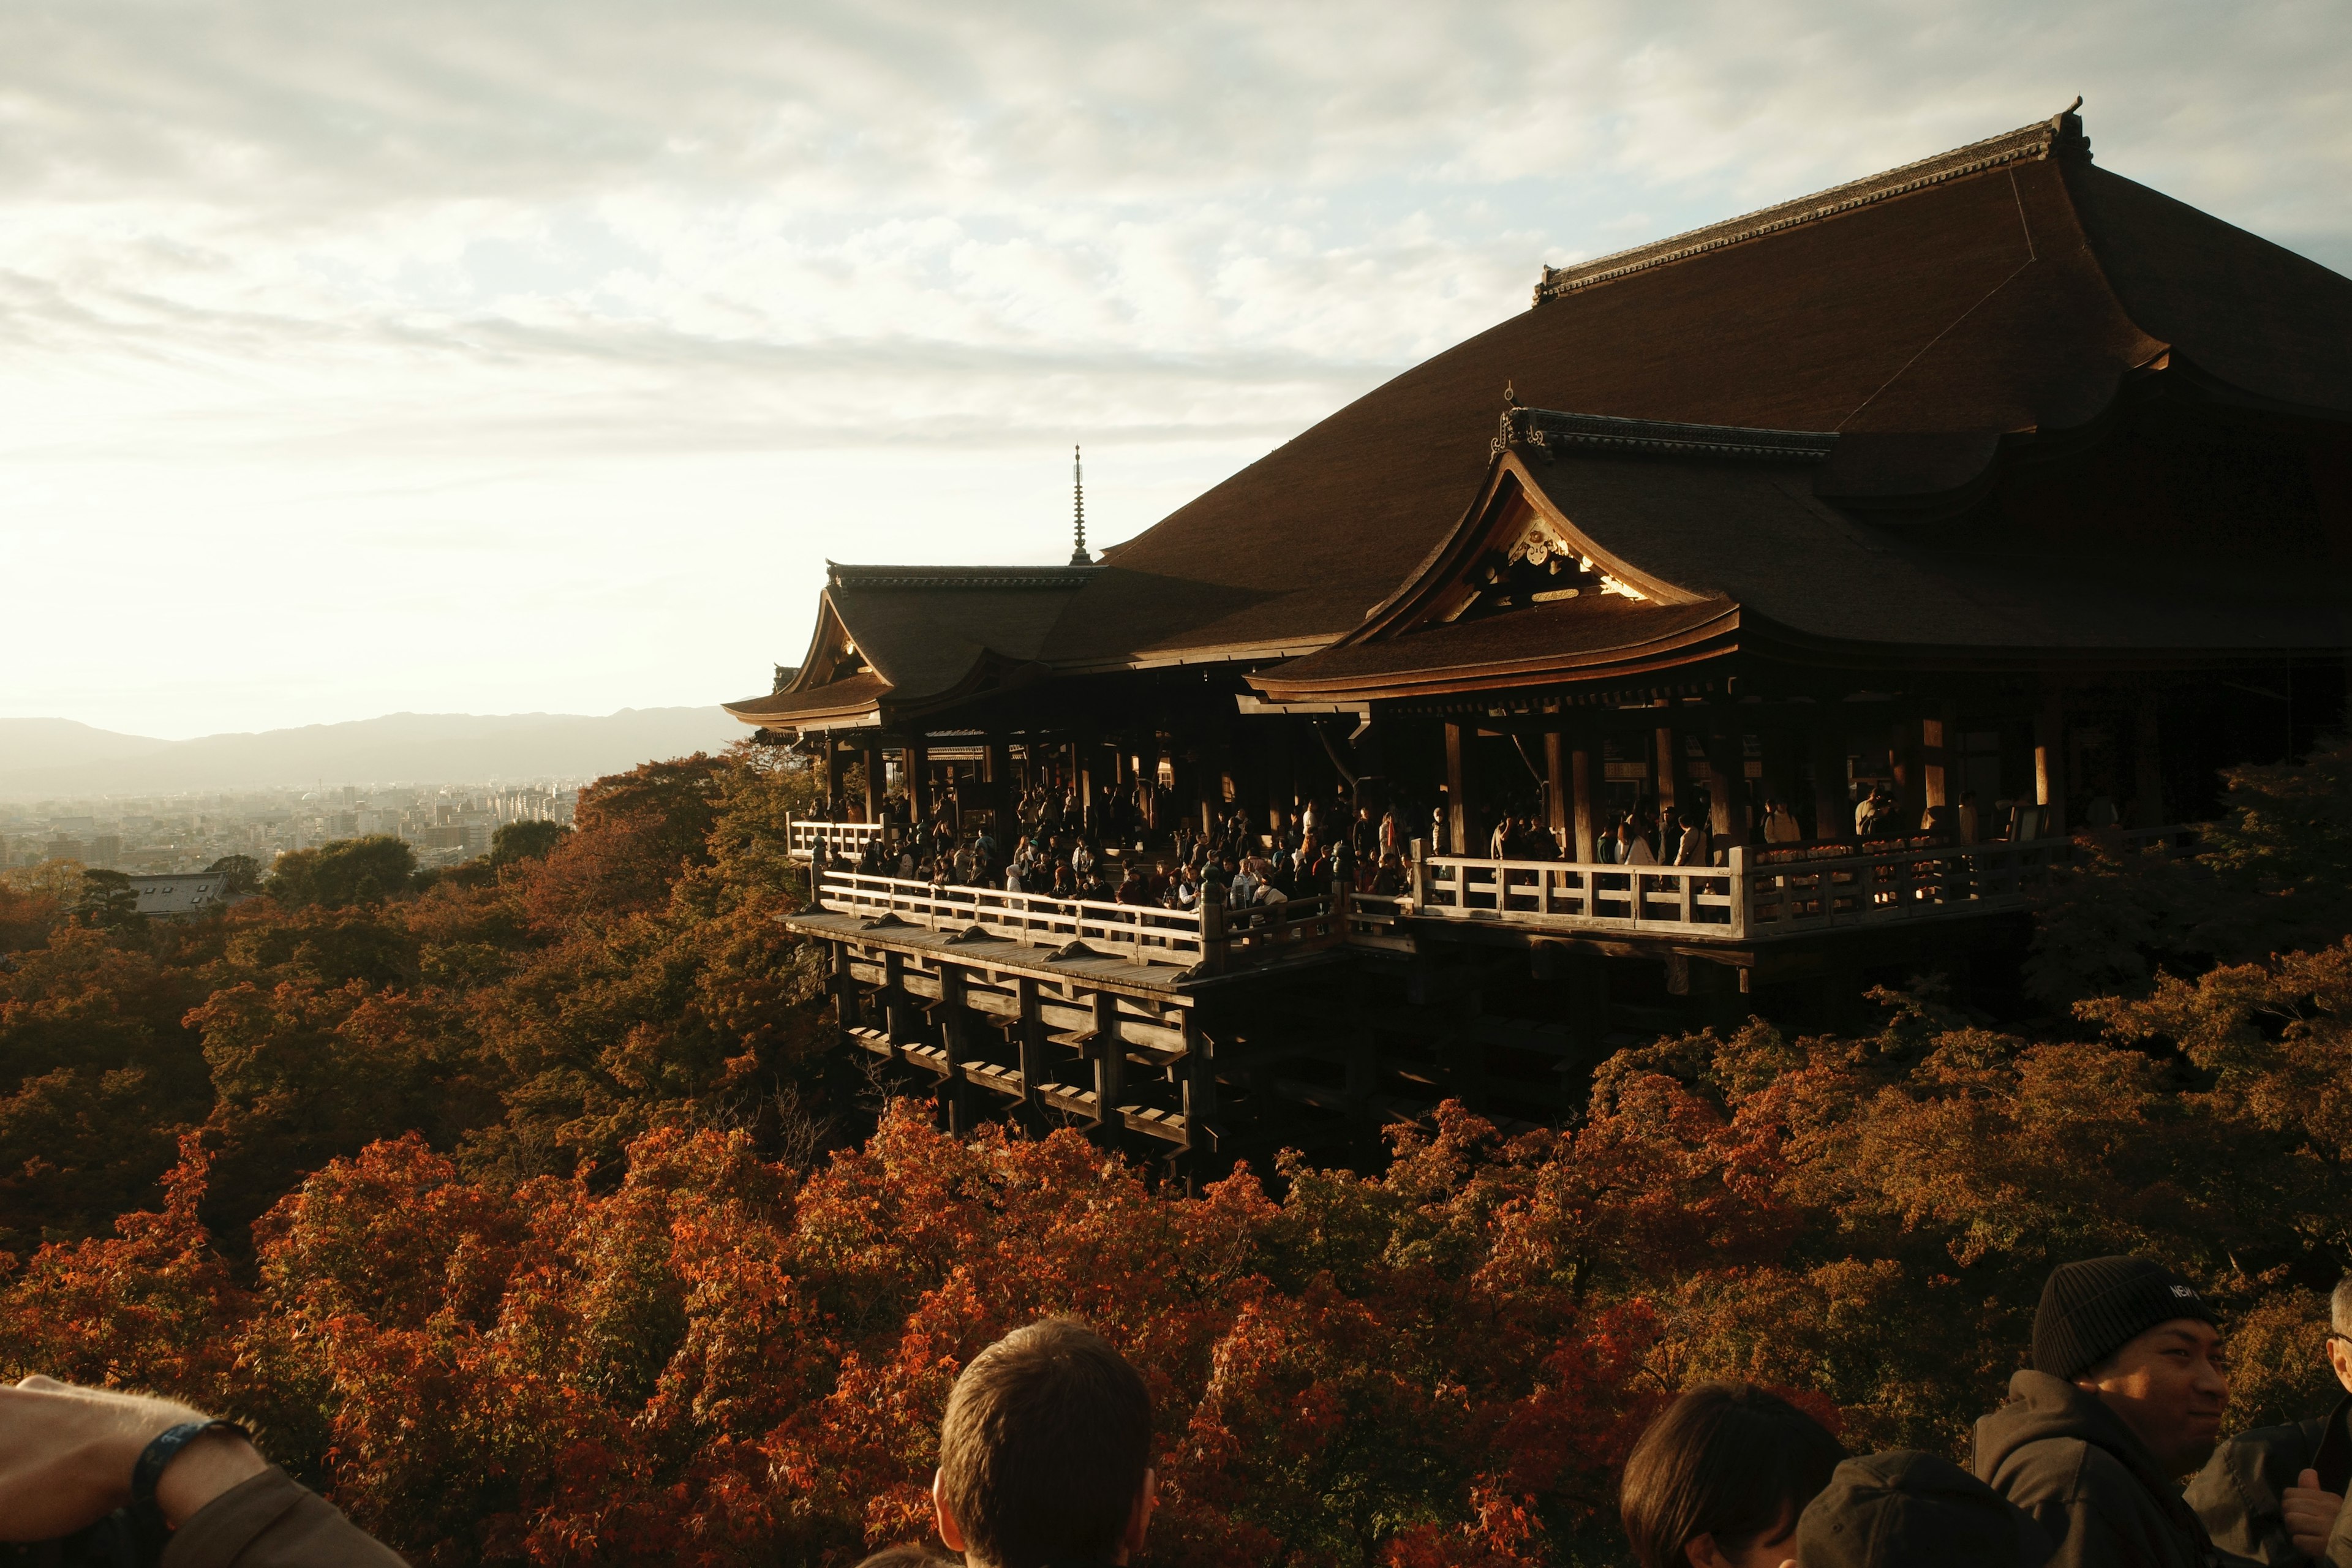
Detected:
left=0, top=1376, right=402, bottom=1566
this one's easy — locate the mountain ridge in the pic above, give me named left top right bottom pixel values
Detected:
left=0, top=707, right=748, bottom=797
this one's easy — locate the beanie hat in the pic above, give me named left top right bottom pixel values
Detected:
left=2033, top=1256, right=2217, bottom=1380
left=1796, top=1451, right=2049, bottom=1568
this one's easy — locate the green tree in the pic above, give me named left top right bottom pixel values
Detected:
left=267, top=837, right=418, bottom=910
left=206, top=854, right=263, bottom=895
left=74, top=869, right=143, bottom=932
left=488, top=820, right=565, bottom=869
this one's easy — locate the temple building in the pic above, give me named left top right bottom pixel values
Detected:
left=726, top=105, right=2352, bottom=1176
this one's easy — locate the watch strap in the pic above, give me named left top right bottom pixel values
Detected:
left=131, top=1419, right=251, bottom=1519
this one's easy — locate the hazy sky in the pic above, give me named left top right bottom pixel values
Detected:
left=2, top=2, right=2346, bottom=739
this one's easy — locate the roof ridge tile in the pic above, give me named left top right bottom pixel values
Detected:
left=1534, top=104, right=2090, bottom=305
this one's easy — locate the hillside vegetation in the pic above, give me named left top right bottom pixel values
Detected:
left=2, top=737, right=2348, bottom=1566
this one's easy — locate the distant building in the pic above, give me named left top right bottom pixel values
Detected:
left=130, top=872, right=241, bottom=919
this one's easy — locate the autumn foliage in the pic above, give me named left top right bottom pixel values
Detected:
left=2, top=741, right=2351, bottom=1564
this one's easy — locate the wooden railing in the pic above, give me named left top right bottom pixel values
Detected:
left=1416, top=856, right=1740, bottom=932
left=812, top=865, right=1348, bottom=973
left=809, top=820, right=2201, bottom=960
left=788, top=819, right=887, bottom=861
left=1407, top=832, right=2175, bottom=943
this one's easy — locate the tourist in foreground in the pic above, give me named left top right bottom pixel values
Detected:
left=929, top=1317, right=1156, bottom=1568
left=0, top=1374, right=402, bottom=1564
left=1973, top=1254, right=2231, bottom=1567
left=2188, top=1275, right=2352, bottom=1562
left=1618, top=1381, right=1847, bottom=1567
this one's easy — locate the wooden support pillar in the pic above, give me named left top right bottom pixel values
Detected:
left=984, top=737, right=1011, bottom=834
left=2133, top=690, right=2166, bottom=828
left=1810, top=718, right=1850, bottom=843
left=938, top=963, right=974, bottom=1135
left=1653, top=707, right=1681, bottom=816
left=907, top=741, right=931, bottom=827
left=831, top=940, right=852, bottom=1047
left=1664, top=951, right=1692, bottom=997
left=1444, top=721, right=1471, bottom=856
left=824, top=739, right=845, bottom=815
left=1452, top=983, right=1490, bottom=1101
left=862, top=737, right=885, bottom=826
left=1704, top=714, right=1749, bottom=846
left=2035, top=692, right=2067, bottom=837
left=1343, top=977, right=1376, bottom=1136
left=1571, top=729, right=1600, bottom=864
left=1892, top=715, right=1925, bottom=830
left=1091, top=990, right=1124, bottom=1137
left=1542, top=730, right=1568, bottom=848
left=1016, top=976, right=1047, bottom=1134
left=1922, top=708, right=1953, bottom=810
left=882, top=951, right=912, bottom=1051
left=1266, top=717, right=1298, bottom=825
left=1564, top=951, right=1610, bottom=1067
left=1180, top=1011, right=1217, bottom=1196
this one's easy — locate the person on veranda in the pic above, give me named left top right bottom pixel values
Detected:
left=930, top=1319, right=1156, bottom=1568
left=1973, top=1254, right=2231, bottom=1568
left=2187, top=1274, right=2352, bottom=1562
left=1672, top=809, right=1711, bottom=867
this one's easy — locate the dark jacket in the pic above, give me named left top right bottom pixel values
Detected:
left=2187, top=1394, right=2352, bottom=1564
left=1974, top=1369, right=2223, bottom=1568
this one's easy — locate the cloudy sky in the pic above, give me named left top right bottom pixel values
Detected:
left=2, top=1, right=2346, bottom=739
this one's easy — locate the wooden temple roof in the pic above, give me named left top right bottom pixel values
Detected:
left=729, top=104, right=2352, bottom=733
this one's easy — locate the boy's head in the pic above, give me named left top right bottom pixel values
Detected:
left=933, top=1319, right=1154, bottom=1568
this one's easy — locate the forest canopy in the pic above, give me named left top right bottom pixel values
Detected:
left=2, top=736, right=2349, bottom=1566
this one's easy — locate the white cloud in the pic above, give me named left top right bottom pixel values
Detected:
left=0, top=0, right=2345, bottom=737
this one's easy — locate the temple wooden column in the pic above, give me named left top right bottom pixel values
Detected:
left=907, top=741, right=931, bottom=827
left=1653, top=706, right=1681, bottom=816
left=985, top=737, right=1011, bottom=833
left=1572, top=731, right=1600, bottom=862
left=1542, top=730, right=1568, bottom=846
left=824, top=738, right=845, bottom=815
left=1923, top=706, right=1954, bottom=809
left=1444, top=721, right=1471, bottom=855
left=1703, top=714, right=1749, bottom=845
left=1091, top=992, right=1124, bottom=1141
left=2035, top=692, right=2068, bottom=836
left=938, top=963, right=974, bottom=1135
left=862, top=736, right=885, bottom=824
left=2133, top=690, right=2166, bottom=827
left=1016, top=976, right=1047, bottom=1134
left=1892, top=716, right=1925, bottom=830
left=1264, top=717, right=1298, bottom=825
left=1810, top=718, right=1849, bottom=842
left=1760, top=723, right=1795, bottom=815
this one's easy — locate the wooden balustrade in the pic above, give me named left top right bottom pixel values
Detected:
left=1408, top=831, right=2187, bottom=942
left=806, top=820, right=2201, bottom=959
left=811, top=865, right=1346, bottom=973
left=788, top=819, right=888, bottom=861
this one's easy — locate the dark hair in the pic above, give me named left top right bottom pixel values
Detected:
left=854, top=1551, right=957, bottom=1568
left=937, top=1319, right=1151, bottom=1568
left=1619, top=1382, right=1848, bottom=1568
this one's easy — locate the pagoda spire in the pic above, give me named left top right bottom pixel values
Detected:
left=1069, top=443, right=1092, bottom=565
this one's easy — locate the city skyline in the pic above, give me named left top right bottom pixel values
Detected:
left=4, top=2, right=2349, bottom=740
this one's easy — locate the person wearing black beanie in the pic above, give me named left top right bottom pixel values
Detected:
left=1972, top=1254, right=2231, bottom=1568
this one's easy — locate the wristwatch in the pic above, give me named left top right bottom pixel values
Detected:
left=131, top=1419, right=251, bottom=1525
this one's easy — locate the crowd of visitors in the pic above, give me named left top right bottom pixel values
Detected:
left=828, top=782, right=1415, bottom=913
left=11, top=1251, right=2348, bottom=1566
